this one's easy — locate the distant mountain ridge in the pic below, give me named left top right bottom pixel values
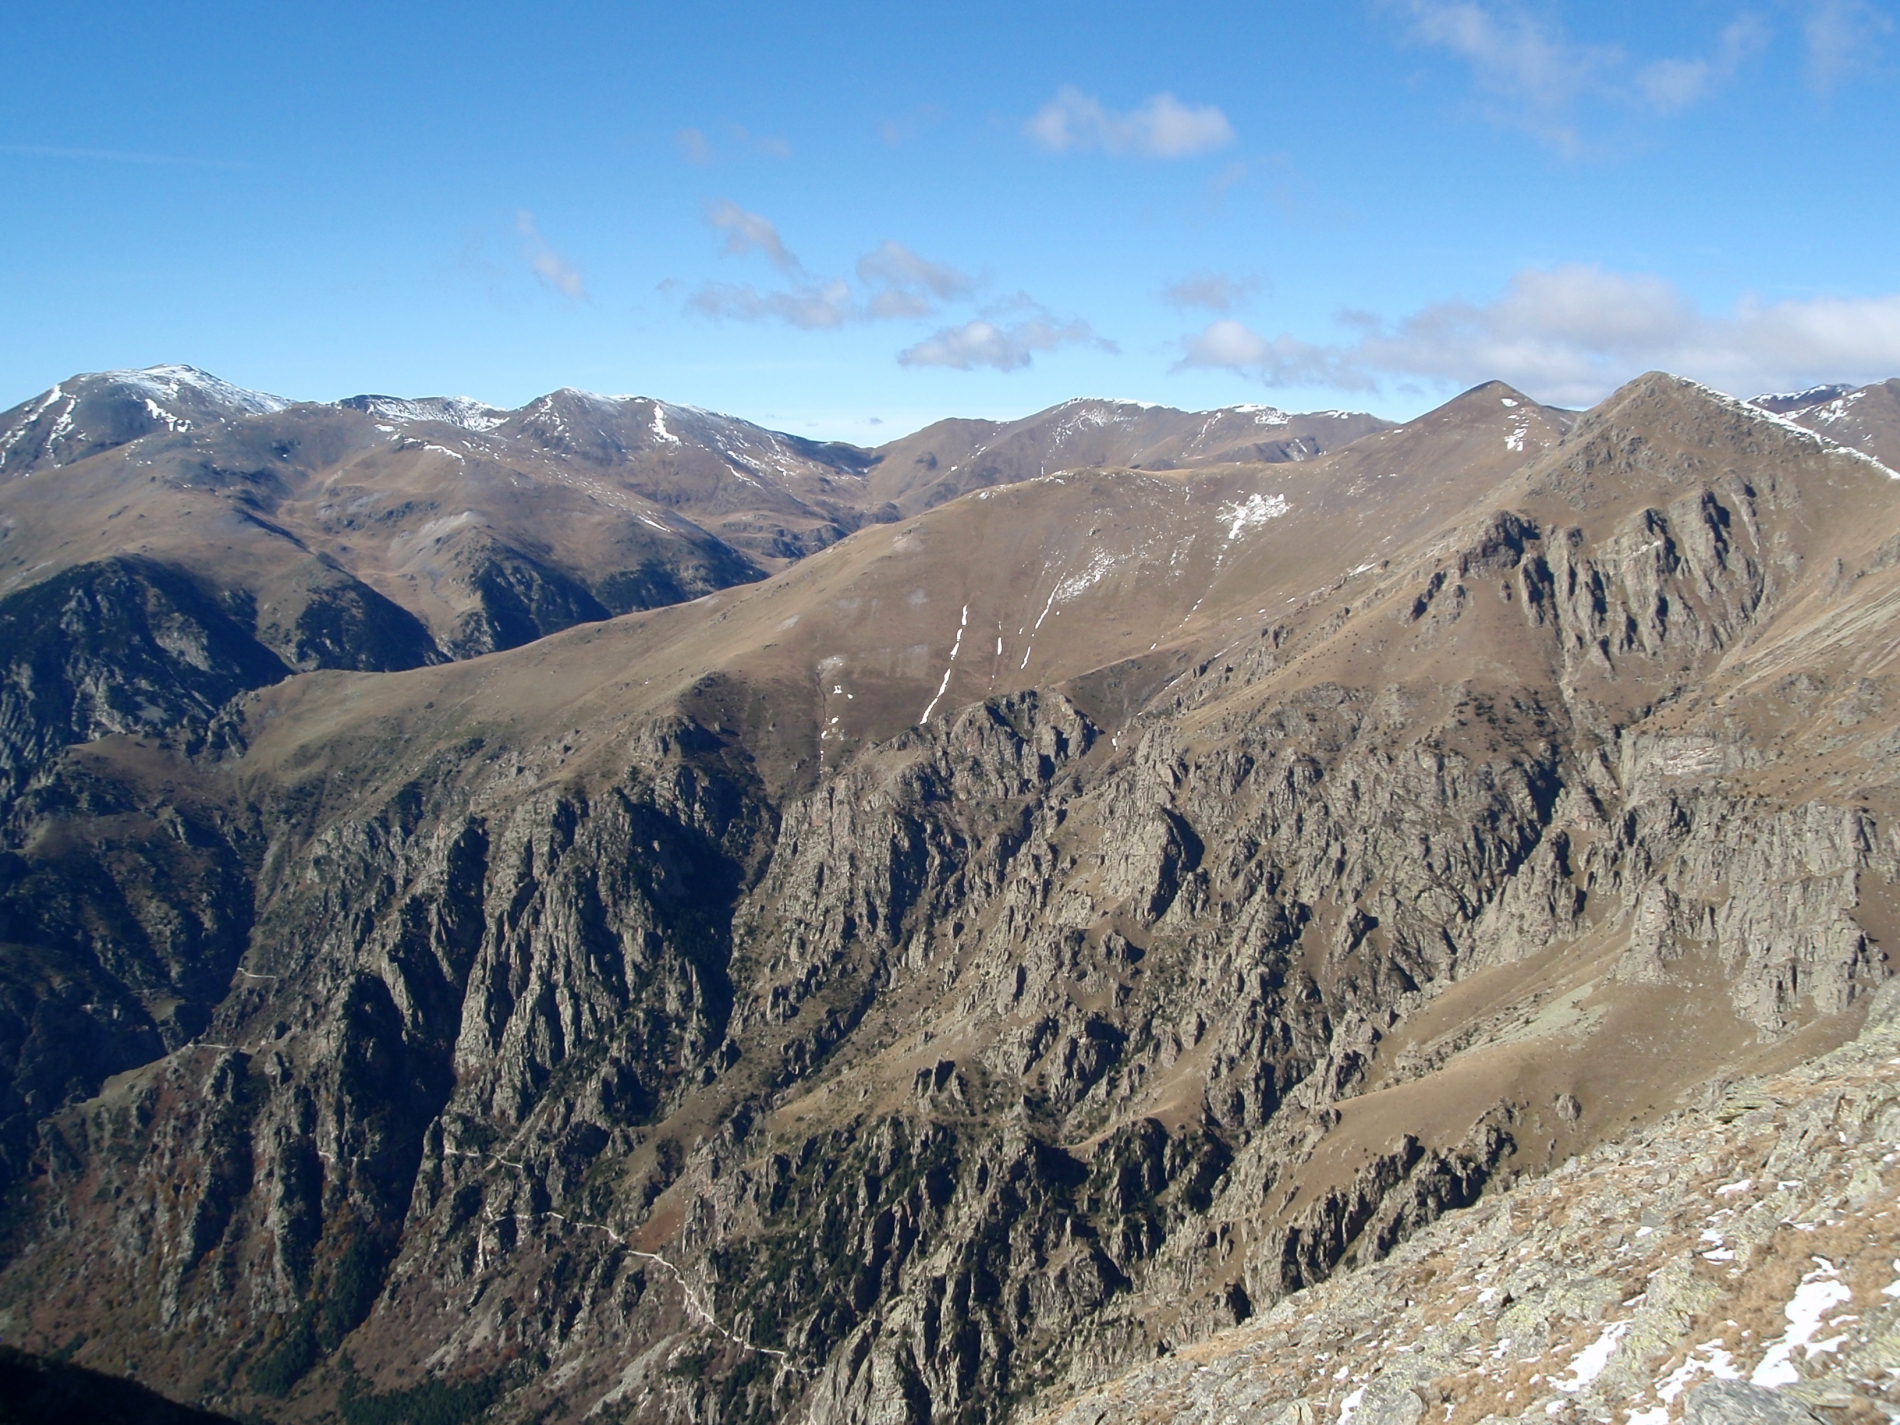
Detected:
left=867, top=396, right=1391, bottom=510
left=1753, top=377, right=1900, bottom=468
left=0, top=367, right=1398, bottom=675
left=0, top=365, right=1405, bottom=837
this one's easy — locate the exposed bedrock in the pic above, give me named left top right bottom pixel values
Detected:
left=0, top=417, right=1895, bottom=1424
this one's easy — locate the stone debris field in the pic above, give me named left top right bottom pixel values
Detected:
left=1036, top=986, right=1900, bottom=1425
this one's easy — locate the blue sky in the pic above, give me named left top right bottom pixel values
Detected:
left=4, top=1, right=1898, bottom=439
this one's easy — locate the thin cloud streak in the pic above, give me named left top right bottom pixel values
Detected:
left=1399, top=0, right=1613, bottom=112
left=857, top=241, right=974, bottom=301
left=1634, top=17, right=1768, bottom=112
left=1176, top=266, right=1900, bottom=406
left=688, top=279, right=854, bottom=331
left=684, top=212, right=989, bottom=335
left=674, top=127, right=793, bottom=164
left=1165, top=271, right=1263, bottom=314
left=877, top=104, right=943, bottom=146
left=1176, top=319, right=1379, bottom=391
left=682, top=206, right=1108, bottom=372
left=0, top=142, right=255, bottom=169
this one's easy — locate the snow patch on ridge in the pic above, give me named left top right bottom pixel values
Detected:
left=1687, top=377, right=1900, bottom=480
left=1052, top=549, right=1120, bottom=603
left=353, top=395, right=506, bottom=433
left=1225, top=402, right=1291, bottom=426
left=1219, top=492, right=1290, bottom=540
left=918, top=604, right=969, bottom=726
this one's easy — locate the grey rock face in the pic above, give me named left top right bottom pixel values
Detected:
left=0, top=557, right=290, bottom=806
left=1684, top=1381, right=1825, bottom=1425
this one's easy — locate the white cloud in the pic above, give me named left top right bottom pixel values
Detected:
left=675, top=128, right=713, bottom=164
left=1177, top=266, right=1900, bottom=406
left=1024, top=86, right=1235, bottom=158
left=1803, top=0, right=1894, bottom=91
left=899, top=309, right=1114, bottom=371
left=515, top=211, right=586, bottom=300
left=1164, top=271, right=1262, bottom=313
left=705, top=199, right=801, bottom=274
left=1396, top=0, right=1611, bottom=129
left=1177, top=319, right=1379, bottom=390
left=1636, top=17, right=1768, bottom=111
left=682, top=212, right=1101, bottom=370
left=1390, top=2, right=1767, bottom=146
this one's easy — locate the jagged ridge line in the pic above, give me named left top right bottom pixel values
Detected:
left=1685, top=377, right=1900, bottom=481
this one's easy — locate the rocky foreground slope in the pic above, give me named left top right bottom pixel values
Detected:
left=1037, top=979, right=1900, bottom=1425
left=0, top=372, right=1897, bottom=1424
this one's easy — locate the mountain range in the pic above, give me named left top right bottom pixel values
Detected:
left=1, top=365, right=1898, bottom=1425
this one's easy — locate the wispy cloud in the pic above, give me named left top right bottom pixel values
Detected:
left=1164, top=271, right=1263, bottom=314
left=877, top=104, right=943, bottom=146
left=685, top=210, right=983, bottom=332
left=1388, top=2, right=1768, bottom=148
left=1397, top=0, right=1612, bottom=122
left=899, top=308, right=1114, bottom=371
left=688, top=279, right=854, bottom=330
left=1176, top=319, right=1378, bottom=391
left=1635, top=17, right=1768, bottom=112
left=1176, top=265, right=1900, bottom=405
left=858, top=240, right=974, bottom=318
left=1024, top=87, right=1235, bottom=158
left=705, top=199, right=801, bottom=274
left=682, top=208, right=1105, bottom=371
left=516, top=211, right=586, bottom=300
left=1802, top=0, right=1894, bottom=91
left=729, top=124, right=792, bottom=159
left=672, top=125, right=793, bottom=164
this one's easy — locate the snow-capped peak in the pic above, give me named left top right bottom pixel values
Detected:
left=103, top=364, right=290, bottom=415
left=1750, top=384, right=1855, bottom=415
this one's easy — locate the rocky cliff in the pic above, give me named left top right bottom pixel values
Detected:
left=0, top=374, right=1895, bottom=1425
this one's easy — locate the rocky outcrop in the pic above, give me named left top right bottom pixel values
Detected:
left=0, top=558, right=290, bottom=806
